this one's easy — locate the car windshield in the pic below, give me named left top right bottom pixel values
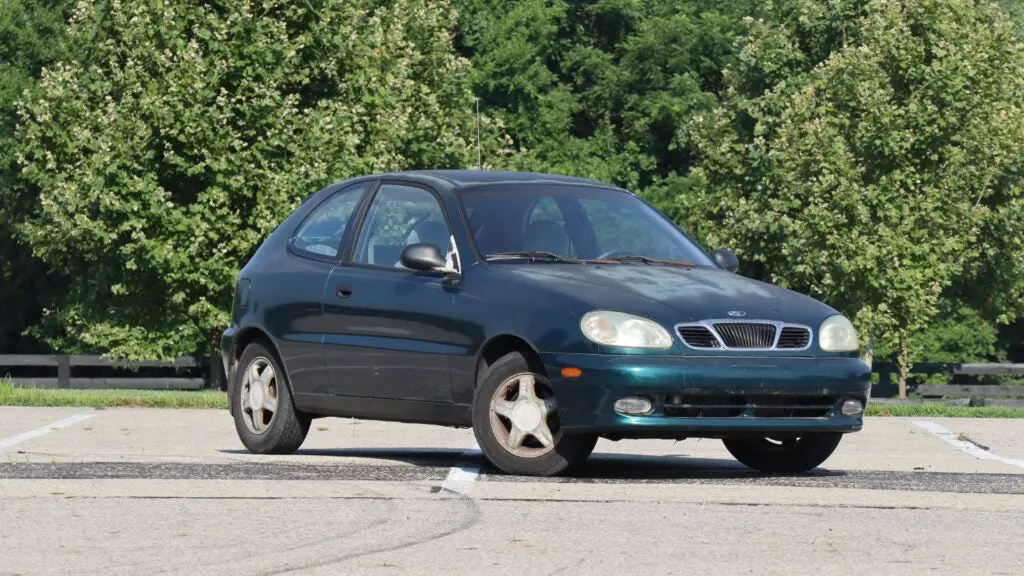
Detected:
left=458, top=185, right=716, bottom=266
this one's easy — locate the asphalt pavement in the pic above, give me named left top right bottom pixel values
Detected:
left=1, top=407, right=1022, bottom=576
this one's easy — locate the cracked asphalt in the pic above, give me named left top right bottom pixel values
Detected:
left=1, top=407, right=1023, bottom=576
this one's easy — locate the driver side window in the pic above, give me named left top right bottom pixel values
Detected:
left=354, top=184, right=451, bottom=268
left=291, top=184, right=365, bottom=259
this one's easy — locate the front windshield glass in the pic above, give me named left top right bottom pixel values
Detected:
left=458, top=185, right=716, bottom=266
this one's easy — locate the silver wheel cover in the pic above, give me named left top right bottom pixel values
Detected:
left=239, top=357, right=279, bottom=435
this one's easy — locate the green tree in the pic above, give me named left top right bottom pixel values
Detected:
left=456, top=0, right=751, bottom=189
left=0, top=0, right=72, bottom=353
left=15, top=0, right=494, bottom=358
left=873, top=303, right=1010, bottom=386
left=683, top=0, right=1024, bottom=397
left=997, top=0, right=1024, bottom=36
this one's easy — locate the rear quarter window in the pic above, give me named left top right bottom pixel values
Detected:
left=291, top=183, right=366, bottom=259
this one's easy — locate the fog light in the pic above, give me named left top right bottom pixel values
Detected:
left=840, top=398, right=864, bottom=416
left=614, top=396, right=653, bottom=415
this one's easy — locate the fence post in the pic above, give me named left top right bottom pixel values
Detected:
left=57, top=355, right=71, bottom=389
left=873, top=363, right=896, bottom=398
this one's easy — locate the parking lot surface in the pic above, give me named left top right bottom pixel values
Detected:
left=1, top=407, right=1022, bottom=575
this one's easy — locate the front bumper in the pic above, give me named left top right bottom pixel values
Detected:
left=542, top=353, right=871, bottom=438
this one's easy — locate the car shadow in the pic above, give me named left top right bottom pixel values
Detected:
left=219, top=447, right=466, bottom=468
left=218, top=447, right=847, bottom=480
left=568, top=452, right=845, bottom=480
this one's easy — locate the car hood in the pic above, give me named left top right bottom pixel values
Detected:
left=490, top=263, right=837, bottom=326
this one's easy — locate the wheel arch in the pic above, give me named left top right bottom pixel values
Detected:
left=229, top=327, right=293, bottom=414
left=475, top=333, right=548, bottom=386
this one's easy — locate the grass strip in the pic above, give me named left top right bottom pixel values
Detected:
left=0, top=379, right=227, bottom=409
left=866, top=403, right=1024, bottom=418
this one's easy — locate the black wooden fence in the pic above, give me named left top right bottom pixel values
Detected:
left=0, top=354, right=218, bottom=390
left=872, top=362, right=1024, bottom=399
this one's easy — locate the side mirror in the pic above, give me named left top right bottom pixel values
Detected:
left=712, top=249, right=739, bottom=273
left=400, top=243, right=458, bottom=275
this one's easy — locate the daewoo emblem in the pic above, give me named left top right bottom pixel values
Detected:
left=727, top=310, right=747, bottom=317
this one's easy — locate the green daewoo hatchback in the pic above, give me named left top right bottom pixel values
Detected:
left=221, top=171, right=870, bottom=476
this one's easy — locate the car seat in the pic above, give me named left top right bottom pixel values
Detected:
left=523, top=220, right=571, bottom=255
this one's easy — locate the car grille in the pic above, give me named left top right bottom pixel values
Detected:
left=675, top=321, right=811, bottom=351
left=662, top=393, right=836, bottom=418
left=676, top=326, right=721, bottom=348
left=712, top=322, right=776, bottom=348
left=777, top=326, right=811, bottom=349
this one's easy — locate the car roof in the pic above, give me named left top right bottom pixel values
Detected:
left=377, top=170, right=629, bottom=193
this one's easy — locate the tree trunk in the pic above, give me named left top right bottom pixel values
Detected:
left=860, top=335, right=873, bottom=370
left=897, top=332, right=910, bottom=400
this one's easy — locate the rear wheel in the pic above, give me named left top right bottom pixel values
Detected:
left=723, top=433, right=842, bottom=473
left=231, top=341, right=310, bottom=454
left=472, top=352, right=597, bottom=476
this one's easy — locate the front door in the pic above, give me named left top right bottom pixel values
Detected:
left=322, top=182, right=459, bottom=402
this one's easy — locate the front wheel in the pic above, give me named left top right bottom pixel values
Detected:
left=723, top=433, right=842, bottom=473
left=472, top=352, right=596, bottom=476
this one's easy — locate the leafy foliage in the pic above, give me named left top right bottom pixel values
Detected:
left=0, top=0, right=72, bottom=352
left=873, top=304, right=1011, bottom=385
left=997, top=0, right=1024, bottom=36
left=15, top=0, right=491, bottom=358
left=1, top=0, right=1022, bottom=374
left=455, top=0, right=752, bottom=188
left=681, top=0, right=1024, bottom=394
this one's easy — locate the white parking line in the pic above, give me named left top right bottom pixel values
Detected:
left=913, top=419, right=1024, bottom=470
left=0, top=413, right=94, bottom=450
left=441, top=439, right=481, bottom=495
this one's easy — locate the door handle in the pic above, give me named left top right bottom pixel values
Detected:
left=336, top=285, right=354, bottom=299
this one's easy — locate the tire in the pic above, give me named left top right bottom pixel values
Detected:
left=231, top=340, right=311, bottom=454
left=472, top=351, right=597, bottom=476
left=723, top=433, right=843, bottom=473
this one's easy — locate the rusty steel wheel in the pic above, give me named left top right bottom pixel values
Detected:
left=473, top=352, right=596, bottom=476
left=488, top=373, right=559, bottom=458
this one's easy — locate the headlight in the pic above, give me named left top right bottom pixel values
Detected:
left=819, top=315, right=859, bottom=352
left=580, top=311, right=673, bottom=349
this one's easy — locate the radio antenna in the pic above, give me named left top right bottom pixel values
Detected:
left=475, top=97, right=482, bottom=170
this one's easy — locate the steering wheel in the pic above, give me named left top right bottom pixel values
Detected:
left=595, top=250, right=634, bottom=260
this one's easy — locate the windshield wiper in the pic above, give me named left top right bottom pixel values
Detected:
left=486, top=251, right=581, bottom=263
left=595, top=255, right=697, bottom=268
